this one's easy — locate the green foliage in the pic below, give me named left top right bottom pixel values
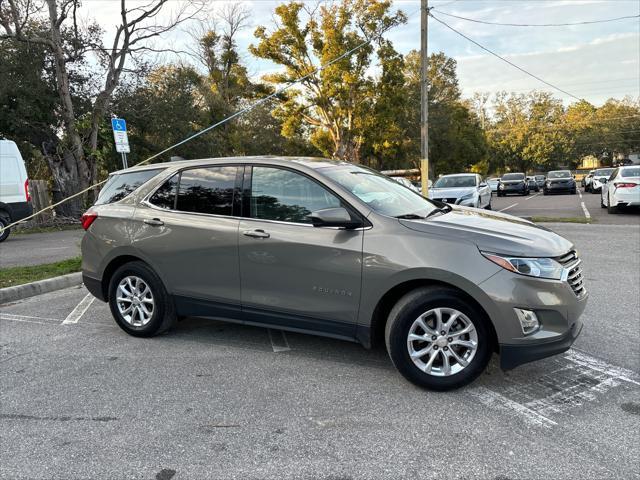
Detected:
left=0, top=256, right=82, bottom=289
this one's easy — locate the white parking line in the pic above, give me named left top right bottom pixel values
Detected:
left=471, top=386, right=558, bottom=428
left=62, top=293, right=95, bottom=325
left=499, top=203, right=519, bottom=212
left=525, top=192, right=541, bottom=201
left=0, top=312, right=62, bottom=322
left=268, top=329, right=291, bottom=352
left=0, top=315, right=57, bottom=326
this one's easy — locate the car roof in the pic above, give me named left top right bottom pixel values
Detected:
left=438, top=173, right=477, bottom=177
left=111, top=156, right=348, bottom=175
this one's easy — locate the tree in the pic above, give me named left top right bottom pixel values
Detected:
left=0, top=0, right=203, bottom=215
left=250, top=0, right=406, bottom=163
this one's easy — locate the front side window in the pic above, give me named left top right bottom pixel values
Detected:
left=176, top=166, right=238, bottom=216
left=250, top=167, right=340, bottom=224
left=96, top=169, right=163, bottom=205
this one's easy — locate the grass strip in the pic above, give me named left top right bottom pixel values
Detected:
left=0, top=257, right=82, bottom=289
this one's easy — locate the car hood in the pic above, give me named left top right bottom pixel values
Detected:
left=429, top=187, right=476, bottom=198
left=548, top=177, right=573, bottom=182
left=500, top=179, right=525, bottom=185
left=399, top=206, right=573, bottom=257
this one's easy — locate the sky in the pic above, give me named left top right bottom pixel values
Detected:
left=79, top=0, right=640, bottom=106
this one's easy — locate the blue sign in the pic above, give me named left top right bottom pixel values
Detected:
left=111, top=118, right=127, bottom=132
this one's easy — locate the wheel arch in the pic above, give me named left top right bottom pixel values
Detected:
left=360, top=279, right=499, bottom=353
left=100, top=254, right=152, bottom=300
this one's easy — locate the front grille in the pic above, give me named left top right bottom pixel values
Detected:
left=557, top=250, right=586, bottom=298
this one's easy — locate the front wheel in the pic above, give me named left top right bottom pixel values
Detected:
left=385, top=287, right=493, bottom=391
left=108, top=261, right=176, bottom=337
left=0, top=216, right=10, bottom=243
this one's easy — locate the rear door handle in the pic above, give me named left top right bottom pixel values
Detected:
left=144, top=218, right=164, bottom=227
left=243, top=229, right=270, bottom=239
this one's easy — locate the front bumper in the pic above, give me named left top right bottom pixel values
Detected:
left=478, top=268, right=587, bottom=370
left=500, top=321, right=582, bottom=370
left=499, top=184, right=526, bottom=194
left=545, top=183, right=575, bottom=192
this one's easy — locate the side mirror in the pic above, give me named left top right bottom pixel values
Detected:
left=479, top=182, right=488, bottom=187
left=602, top=178, right=608, bottom=184
left=309, top=207, right=362, bottom=229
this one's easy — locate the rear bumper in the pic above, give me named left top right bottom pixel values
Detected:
left=83, top=273, right=106, bottom=302
left=500, top=321, right=583, bottom=370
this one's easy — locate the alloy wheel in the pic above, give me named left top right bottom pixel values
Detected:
left=406, top=307, right=478, bottom=377
left=116, top=276, right=155, bottom=327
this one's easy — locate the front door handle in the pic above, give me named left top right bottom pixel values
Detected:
left=144, top=218, right=164, bottom=227
left=243, top=229, right=270, bottom=239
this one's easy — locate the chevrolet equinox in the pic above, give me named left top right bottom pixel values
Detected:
left=81, top=157, right=587, bottom=390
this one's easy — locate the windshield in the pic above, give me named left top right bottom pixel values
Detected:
left=321, top=165, right=438, bottom=218
left=547, top=171, right=571, bottom=179
left=433, top=175, right=476, bottom=188
left=502, top=173, right=524, bottom=181
left=621, top=167, right=640, bottom=177
left=595, top=168, right=614, bottom=177
left=535, top=175, right=545, bottom=180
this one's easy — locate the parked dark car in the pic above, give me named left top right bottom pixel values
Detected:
left=535, top=175, right=545, bottom=189
left=543, top=170, right=577, bottom=195
left=527, top=177, right=540, bottom=192
left=497, top=173, right=529, bottom=196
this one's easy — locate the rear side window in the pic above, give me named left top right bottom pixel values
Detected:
left=250, top=167, right=340, bottom=224
left=96, top=169, right=162, bottom=205
left=176, top=166, right=238, bottom=215
left=148, top=173, right=178, bottom=210
left=621, top=167, right=640, bottom=177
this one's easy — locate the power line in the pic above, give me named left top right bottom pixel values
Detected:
left=429, top=12, right=585, bottom=101
left=431, top=10, right=640, bottom=27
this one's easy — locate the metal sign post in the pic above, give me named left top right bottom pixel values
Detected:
left=111, top=118, right=130, bottom=169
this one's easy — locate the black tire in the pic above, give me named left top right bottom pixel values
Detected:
left=108, top=261, right=176, bottom=337
left=384, top=286, right=493, bottom=391
left=607, top=195, right=618, bottom=214
left=571, top=188, right=576, bottom=195
left=543, top=190, right=548, bottom=196
left=0, top=215, right=10, bottom=243
left=485, top=200, right=492, bottom=210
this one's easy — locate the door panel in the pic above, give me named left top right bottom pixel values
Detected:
left=131, top=165, right=241, bottom=305
left=238, top=165, right=363, bottom=334
left=239, top=219, right=363, bottom=327
left=134, top=205, right=240, bottom=303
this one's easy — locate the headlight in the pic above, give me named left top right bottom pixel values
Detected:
left=499, top=184, right=504, bottom=190
left=481, top=252, right=564, bottom=280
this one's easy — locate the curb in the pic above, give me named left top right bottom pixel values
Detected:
left=0, top=272, right=83, bottom=304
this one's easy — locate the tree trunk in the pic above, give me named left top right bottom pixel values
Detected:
left=42, top=142, right=86, bottom=218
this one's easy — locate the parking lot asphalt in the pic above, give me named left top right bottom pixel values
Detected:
left=492, top=187, right=640, bottom=225
left=0, top=229, right=84, bottom=268
left=1, top=223, right=639, bottom=479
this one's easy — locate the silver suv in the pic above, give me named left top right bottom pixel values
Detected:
left=81, top=157, right=587, bottom=390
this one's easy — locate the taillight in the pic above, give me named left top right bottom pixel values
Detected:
left=81, top=211, right=98, bottom=230
left=614, top=182, right=637, bottom=188
left=25, top=179, right=31, bottom=202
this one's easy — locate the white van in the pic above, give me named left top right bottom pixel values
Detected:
left=0, top=139, right=33, bottom=242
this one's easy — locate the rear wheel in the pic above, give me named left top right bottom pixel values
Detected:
left=385, top=287, right=493, bottom=391
left=601, top=195, right=606, bottom=208
left=0, top=215, right=11, bottom=243
left=108, top=261, right=176, bottom=337
left=607, top=194, right=618, bottom=214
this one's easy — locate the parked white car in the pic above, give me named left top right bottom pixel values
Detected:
left=428, top=173, right=492, bottom=209
left=590, top=168, right=615, bottom=193
left=600, top=166, right=640, bottom=214
left=0, top=139, right=32, bottom=242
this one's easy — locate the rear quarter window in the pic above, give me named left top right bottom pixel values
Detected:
left=96, top=169, right=163, bottom=205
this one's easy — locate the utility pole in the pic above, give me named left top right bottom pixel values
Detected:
left=420, top=0, right=429, bottom=196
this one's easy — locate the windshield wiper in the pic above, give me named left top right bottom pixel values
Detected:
left=394, top=213, right=427, bottom=219
left=425, top=204, right=452, bottom=219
